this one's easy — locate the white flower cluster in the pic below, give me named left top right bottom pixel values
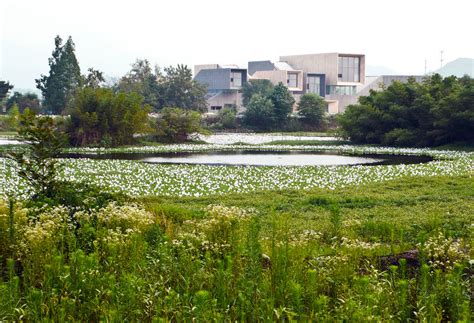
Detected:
left=289, top=229, right=322, bottom=247
left=339, top=237, right=382, bottom=250
left=1, top=146, right=472, bottom=199
left=172, top=204, right=252, bottom=254
left=418, top=232, right=469, bottom=270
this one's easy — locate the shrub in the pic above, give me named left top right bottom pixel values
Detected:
left=8, top=109, right=66, bottom=198
left=155, top=107, right=203, bottom=142
left=338, top=74, right=474, bottom=147
left=242, top=94, right=274, bottom=130
left=67, top=87, right=151, bottom=147
left=297, top=93, right=327, bottom=126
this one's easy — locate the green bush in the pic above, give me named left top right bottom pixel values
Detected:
left=297, top=93, right=327, bottom=126
left=67, top=87, right=151, bottom=147
left=155, top=107, right=203, bottom=142
left=338, top=74, right=474, bottom=147
left=242, top=94, right=275, bottom=130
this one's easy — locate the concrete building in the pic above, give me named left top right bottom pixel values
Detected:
left=278, top=53, right=365, bottom=114
left=194, top=64, right=247, bottom=113
left=247, top=53, right=365, bottom=114
left=196, top=53, right=425, bottom=116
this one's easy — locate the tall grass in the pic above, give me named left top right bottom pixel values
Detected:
left=0, top=176, right=472, bottom=321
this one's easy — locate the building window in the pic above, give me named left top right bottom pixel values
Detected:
left=287, top=72, right=298, bottom=88
left=326, top=85, right=357, bottom=96
left=230, top=72, right=242, bottom=87
left=307, top=75, right=321, bottom=95
left=338, top=56, right=360, bottom=82
left=210, top=106, right=222, bottom=111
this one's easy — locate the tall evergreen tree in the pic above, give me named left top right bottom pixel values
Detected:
left=36, top=36, right=82, bottom=114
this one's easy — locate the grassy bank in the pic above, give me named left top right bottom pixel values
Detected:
left=1, top=175, right=472, bottom=321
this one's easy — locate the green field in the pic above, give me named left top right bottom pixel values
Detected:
left=0, top=144, right=473, bottom=321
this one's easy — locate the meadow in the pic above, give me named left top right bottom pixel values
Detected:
left=1, top=145, right=473, bottom=199
left=0, top=142, right=473, bottom=321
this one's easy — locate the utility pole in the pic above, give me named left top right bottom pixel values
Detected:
left=424, top=59, right=428, bottom=74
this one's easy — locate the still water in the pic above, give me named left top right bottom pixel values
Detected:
left=63, top=151, right=433, bottom=167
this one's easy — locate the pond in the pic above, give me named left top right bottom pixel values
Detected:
left=62, top=151, right=433, bottom=167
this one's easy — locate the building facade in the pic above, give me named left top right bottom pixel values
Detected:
left=247, top=53, right=365, bottom=114
left=195, top=54, right=424, bottom=115
left=194, top=64, right=247, bottom=113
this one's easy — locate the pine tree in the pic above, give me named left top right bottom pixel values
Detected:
left=36, top=36, right=82, bottom=114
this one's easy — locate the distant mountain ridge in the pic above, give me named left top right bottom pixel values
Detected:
left=434, top=58, right=474, bottom=78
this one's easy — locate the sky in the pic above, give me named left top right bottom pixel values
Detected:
left=1, top=0, right=473, bottom=91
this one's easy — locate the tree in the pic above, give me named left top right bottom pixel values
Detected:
left=297, top=93, right=327, bottom=126
left=0, top=81, right=13, bottom=101
left=6, top=104, right=20, bottom=130
left=337, top=74, right=474, bottom=147
left=242, top=79, right=274, bottom=107
left=116, top=59, right=160, bottom=109
left=218, top=107, right=238, bottom=129
left=242, top=94, right=275, bottom=130
left=155, top=107, right=203, bottom=142
left=157, top=65, right=208, bottom=112
left=83, top=68, right=105, bottom=89
left=36, top=36, right=82, bottom=114
left=6, top=91, right=42, bottom=113
left=269, top=83, right=295, bottom=128
left=8, top=109, right=66, bottom=197
left=67, top=87, right=151, bottom=146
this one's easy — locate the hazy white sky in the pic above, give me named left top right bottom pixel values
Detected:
left=1, top=0, right=473, bottom=91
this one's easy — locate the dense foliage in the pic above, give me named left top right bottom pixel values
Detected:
left=36, top=36, right=82, bottom=115
left=0, top=175, right=471, bottom=321
left=297, top=93, right=327, bottom=126
left=269, top=83, right=296, bottom=128
left=158, top=65, right=208, bottom=112
left=242, top=83, right=295, bottom=130
left=6, top=91, right=42, bottom=113
left=243, top=94, right=275, bottom=130
left=116, top=60, right=207, bottom=112
left=0, top=81, right=13, bottom=102
left=242, top=79, right=274, bottom=107
left=216, top=107, right=238, bottom=129
left=338, top=74, right=474, bottom=146
left=155, top=107, right=203, bottom=142
left=115, top=59, right=160, bottom=109
left=67, top=87, right=151, bottom=147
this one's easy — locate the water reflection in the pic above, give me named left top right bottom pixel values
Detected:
left=62, top=151, right=433, bottom=167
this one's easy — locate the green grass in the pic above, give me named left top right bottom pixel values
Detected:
left=1, top=174, right=472, bottom=321
left=0, top=132, right=17, bottom=137
left=143, top=175, right=474, bottom=243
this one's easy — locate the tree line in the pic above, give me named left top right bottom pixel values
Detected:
left=1, top=35, right=208, bottom=146
left=338, top=74, right=474, bottom=147
left=241, top=79, right=327, bottom=131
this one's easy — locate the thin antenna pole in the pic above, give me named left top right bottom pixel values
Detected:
left=424, top=59, right=427, bottom=74
left=440, top=50, right=444, bottom=68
